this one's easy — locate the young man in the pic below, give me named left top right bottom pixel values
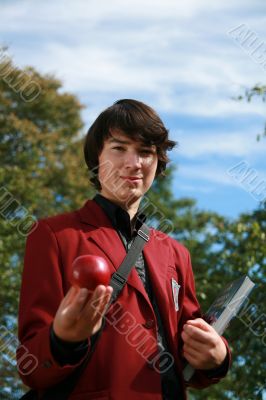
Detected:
left=17, top=99, right=230, bottom=399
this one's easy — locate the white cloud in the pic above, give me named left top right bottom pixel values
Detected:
left=177, top=163, right=235, bottom=186
left=1, top=0, right=265, bottom=121
left=174, top=157, right=266, bottom=191
left=10, top=41, right=263, bottom=122
left=174, top=130, right=266, bottom=158
left=0, top=0, right=248, bottom=31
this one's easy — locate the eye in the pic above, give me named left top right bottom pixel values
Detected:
left=112, top=146, right=125, bottom=151
left=140, top=149, right=155, bottom=155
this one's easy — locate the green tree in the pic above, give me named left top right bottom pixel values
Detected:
left=0, top=50, right=95, bottom=396
left=188, top=85, right=266, bottom=399
left=236, top=84, right=266, bottom=141
left=187, top=206, right=266, bottom=400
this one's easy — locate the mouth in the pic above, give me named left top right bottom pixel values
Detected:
left=120, top=176, right=142, bottom=182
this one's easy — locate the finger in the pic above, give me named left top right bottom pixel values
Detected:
left=183, top=344, right=203, bottom=359
left=182, top=337, right=210, bottom=360
left=183, top=343, right=220, bottom=370
left=86, top=286, right=114, bottom=328
left=87, top=285, right=112, bottom=311
left=94, top=287, right=113, bottom=317
left=181, top=330, right=209, bottom=354
left=99, top=286, right=113, bottom=307
left=89, top=286, right=111, bottom=319
left=79, top=285, right=106, bottom=321
left=183, top=348, right=204, bottom=367
left=63, top=286, right=79, bottom=307
left=62, top=288, right=90, bottom=319
left=186, top=318, right=212, bottom=332
left=183, top=337, right=210, bottom=354
left=183, top=323, right=212, bottom=344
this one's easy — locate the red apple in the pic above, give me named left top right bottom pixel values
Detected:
left=71, top=254, right=111, bottom=291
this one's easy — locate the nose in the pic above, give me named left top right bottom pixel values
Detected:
left=124, top=151, right=141, bottom=169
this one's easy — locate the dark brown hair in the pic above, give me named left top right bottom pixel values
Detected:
left=84, top=99, right=177, bottom=190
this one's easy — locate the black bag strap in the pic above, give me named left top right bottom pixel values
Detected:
left=109, top=222, right=150, bottom=303
left=38, top=222, right=150, bottom=399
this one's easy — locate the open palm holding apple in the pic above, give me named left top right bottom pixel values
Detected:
left=53, top=255, right=113, bottom=342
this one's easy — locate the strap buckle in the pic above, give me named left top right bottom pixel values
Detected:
left=137, top=228, right=149, bottom=242
left=111, top=273, right=126, bottom=286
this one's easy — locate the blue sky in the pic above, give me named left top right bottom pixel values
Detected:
left=1, top=0, right=266, bottom=219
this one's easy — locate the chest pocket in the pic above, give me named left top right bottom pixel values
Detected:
left=167, top=266, right=181, bottom=312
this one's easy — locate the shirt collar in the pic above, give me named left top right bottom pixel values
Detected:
left=93, top=193, right=146, bottom=239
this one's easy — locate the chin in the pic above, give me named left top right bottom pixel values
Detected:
left=117, top=189, right=141, bottom=202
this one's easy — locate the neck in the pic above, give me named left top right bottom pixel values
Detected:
left=124, top=202, right=140, bottom=221
left=99, top=192, right=141, bottom=221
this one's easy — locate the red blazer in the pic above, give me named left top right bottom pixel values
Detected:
left=17, top=199, right=230, bottom=400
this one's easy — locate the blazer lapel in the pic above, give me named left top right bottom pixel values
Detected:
left=77, top=200, right=150, bottom=300
left=143, top=234, right=169, bottom=304
left=144, top=234, right=178, bottom=342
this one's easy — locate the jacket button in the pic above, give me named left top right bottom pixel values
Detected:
left=147, top=361, right=155, bottom=369
left=42, top=360, right=52, bottom=368
left=143, top=319, right=155, bottom=329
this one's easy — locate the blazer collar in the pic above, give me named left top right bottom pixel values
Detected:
left=77, top=199, right=170, bottom=306
left=77, top=199, right=113, bottom=229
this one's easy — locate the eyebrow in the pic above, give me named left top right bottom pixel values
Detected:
left=108, top=136, right=155, bottom=149
left=108, top=137, right=131, bottom=145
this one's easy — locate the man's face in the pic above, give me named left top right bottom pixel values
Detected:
left=98, top=129, right=158, bottom=208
